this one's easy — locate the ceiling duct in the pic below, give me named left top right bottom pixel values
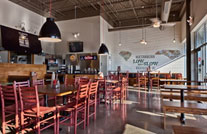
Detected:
left=161, top=0, right=172, bottom=22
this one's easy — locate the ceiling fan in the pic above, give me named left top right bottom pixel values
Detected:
left=150, top=0, right=175, bottom=29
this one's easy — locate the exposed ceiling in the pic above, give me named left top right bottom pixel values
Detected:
left=9, top=0, right=185, bottom=29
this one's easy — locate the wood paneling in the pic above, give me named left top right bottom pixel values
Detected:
left=0, top=63, right=46, bottom=83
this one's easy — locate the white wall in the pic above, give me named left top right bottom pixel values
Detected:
left=111, top=22, right=184, bottom=73
left=55, top=16, right=100, bottom=57
left=156, top=56, right=185, bottom=75
left=100, top=17, right=116, bottom=70
left=0, top=0, right=55, bottom=54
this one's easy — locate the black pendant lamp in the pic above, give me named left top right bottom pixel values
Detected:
left=38, top=0, right=61, bottom=42
left=98, top=43, right=109, bottom=54
left=98, top=0, right=109, bottom=55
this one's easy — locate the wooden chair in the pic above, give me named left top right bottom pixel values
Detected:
left=13, top=80, right=30, bottom=89
left=57, top=83, right=89, bottom=134
left=33, top=79, right=45, bottom=86
left=140, top=76, right=147, bottom=89
left=97, top=78, right=105, bottom=104
left=152, top=71, right=160, bottom=89
left=18, top=86, right=57, bottom=134
left=0, top=85, right=19, bottom=134
left=87, top=81, right=98, bottom=126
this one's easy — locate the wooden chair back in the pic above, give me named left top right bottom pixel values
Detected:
left=33, top=79, right=45, bottom=86
left=18, top=86, right=39, bottom=114
left=76, top=84, right=89, bottom=106
left=0, top=85, right=19, bottom=133
left=14, top=80, right=30, bottom=89
left=89, top=81, right=98, bottom=96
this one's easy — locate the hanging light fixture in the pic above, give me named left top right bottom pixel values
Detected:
left=73, top=6, right=80, bottom=39
left=144, top=18, right=147, bottom=45
left=118, top=22, right=122, bottom=46
left=38, top=0, right=61, bottom=42
left=153, top=0, right=161, bottom=28
left=140, top=18, right=146, bottom=44
left=98, top=0, right=109, bottom=54
left=144, top=26, right=147, bottom=45
left=173, top=25, right=176, bottom=43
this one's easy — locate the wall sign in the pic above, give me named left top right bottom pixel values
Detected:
left=80, top=55, right=97, bottom=60
left=119, top=51, right=132, bottom=61
left=19, top=32, right=29, bottom=48
left=133, top=55, right=159, bottom=71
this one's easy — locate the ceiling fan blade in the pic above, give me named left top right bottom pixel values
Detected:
left=161, top=22, right=176, bottom=27
left=150, top=18, right=161, bottom=22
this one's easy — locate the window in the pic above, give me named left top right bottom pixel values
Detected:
left=195, top=24, right=205, bottom=48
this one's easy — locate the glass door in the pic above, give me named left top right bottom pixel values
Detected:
left=197, top=46, right=206, bottom=81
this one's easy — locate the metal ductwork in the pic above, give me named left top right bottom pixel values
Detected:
left=161, top=0, right=172, bottom=23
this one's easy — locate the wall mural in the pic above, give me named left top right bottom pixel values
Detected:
left=155, top=50, right=181, bottom=60
left=131, top=50, right=181, bottom=72
left=133, top=55, right=159, bottom=71
left=119, top=51, right=132, bottom=61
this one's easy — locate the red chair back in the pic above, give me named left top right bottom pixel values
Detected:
left=76, top=84, right=89, bottom=105
left=33, top=79, right=45, bottom=86
left=18, top=86, right=39, bottom=114
left=0, top=85, right=18, bottom=111
left=89, top=81, right=98, bottom=96
left=0, top=85, right=19, bottom=133
left=14, top=80, right=30, bottom=89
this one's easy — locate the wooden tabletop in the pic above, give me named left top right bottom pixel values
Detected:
left=160, top=79, right=206, bottom=83
left=173, top=125, right=207, bottom=134
left=163, top=84, right=207, bottom=91
left=37, top=84, right=75, bottom=97
left=105, top=80, right=119, bottom=84
left=160, top=79, right=186, bottom=82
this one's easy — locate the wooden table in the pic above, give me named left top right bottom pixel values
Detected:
left=163, top=84, right=207, bottom=124
left=160, top=79, right=206, bottom=85
left=105, top=80, right=119, bottom=84
left=173, top=126, right=207, bottom=134
left=37, top=84, right=75, bottom=106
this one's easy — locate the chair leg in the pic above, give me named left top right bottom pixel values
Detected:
left=53, top=111, right=56, bottom=134
left=94, top=103, right=97, bottom=121
left=87, top=104, right=90, bottom=126
left=74, top=110, right=77, bottom=134
left=84, top=104, right=86, bottom=129
left=57, top=110, right=60, bottom=134
left=37, top=118, right=41, bottom=134
left=20, top=113, right=25, bottom=134
left=2, top=115, right=6, bottom=134
left=163, top=110, right=166, bottom=129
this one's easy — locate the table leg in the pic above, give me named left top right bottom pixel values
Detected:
left=180, top=89, right=185, bottom=124
left=44, top=94, right=48, bottom=107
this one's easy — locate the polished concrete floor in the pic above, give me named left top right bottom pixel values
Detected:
left=2, top=87, right=207, bottom=134
left=44, top=87, right=207, bottom=134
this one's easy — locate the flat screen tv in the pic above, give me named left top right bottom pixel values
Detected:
left=69, top=41, right=83, bottom=52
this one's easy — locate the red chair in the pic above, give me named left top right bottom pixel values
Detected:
left=13, top=80, right=30, bottom=89
left=33, top=79, right=45, bottom=86
left=87, top=81, right=98, bottom=126
left=97, top=79, right=105, bottom=103
left=57, top=83, right=89, bottom=134
left=64, top=76, right=75, bottom=86
left=18, top=86, right=57, bottom=134
left=0, top=85, right=19, bottom=134
left=113, top=77, right=128, bottom=104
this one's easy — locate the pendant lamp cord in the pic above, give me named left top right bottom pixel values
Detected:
left=156, top=0, right=157, bottom=18
left=145, top=28, right=146, bottom=41
left=102, top=0, right=104, bottom=44
left=142, top=18, right=144, bottom=40
left=49, top=0, right=52, bottom=17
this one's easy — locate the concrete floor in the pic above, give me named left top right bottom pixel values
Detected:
left=2, top=87, right=207, bottom=134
